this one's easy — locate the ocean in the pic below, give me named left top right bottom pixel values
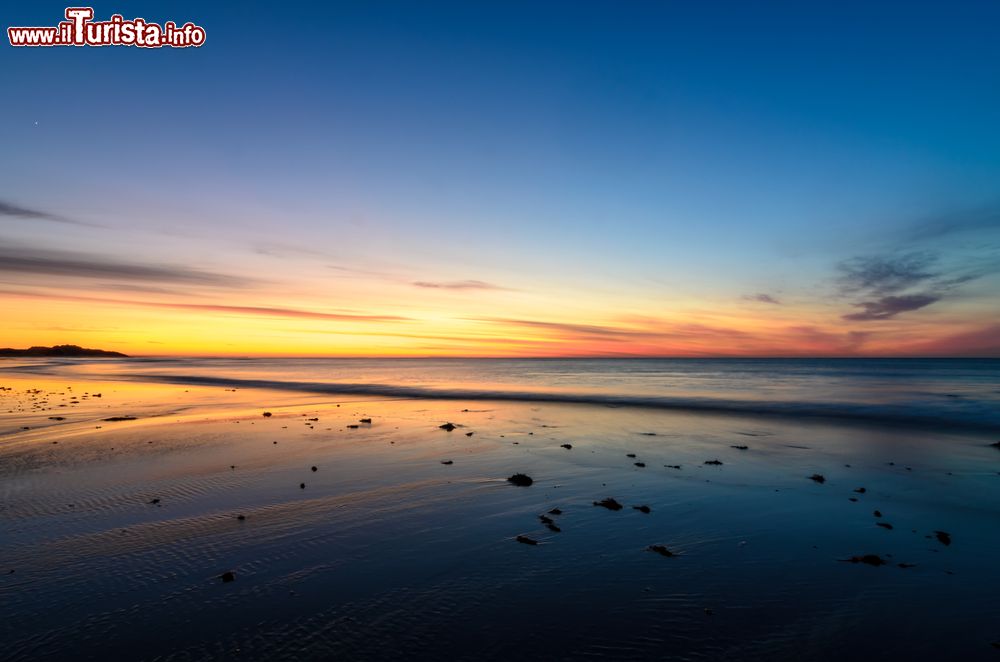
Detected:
left=8, top=356, right=1000, bottom=430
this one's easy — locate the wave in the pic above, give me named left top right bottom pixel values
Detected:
left=107, top=372, right=1000, bottom=431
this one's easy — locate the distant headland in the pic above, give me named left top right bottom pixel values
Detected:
left=0, top=345, right=128, bottom=357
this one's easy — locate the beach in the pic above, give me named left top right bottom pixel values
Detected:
left=2, top=358, right=999, bottom=660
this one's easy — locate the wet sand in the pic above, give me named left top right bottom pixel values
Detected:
left=2, top=372, right=999, bottom=660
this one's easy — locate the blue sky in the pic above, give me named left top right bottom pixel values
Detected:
left=2, top=1, right=999, bottom=355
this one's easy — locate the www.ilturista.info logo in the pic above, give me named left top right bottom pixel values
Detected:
left=8, top=7, right=206, bottom=48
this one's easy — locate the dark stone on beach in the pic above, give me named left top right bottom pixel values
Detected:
left=346, top=424, right=359, bottom=429
left=48, top=416, right=65, bottom=420
left=439, top=423, right=457, bottom=431
left=593, top=498, right=624, bottom=511
left=545, top=522, right=561, bottom=532
left=360, top=418, right=372, bottom=424
left=648, top=545, right=675, bottom=557
left=877, top=522, right=893, bottom=530
left=311, top=466, right=317, bottom=472
left=704, top=460, right=723, bottom=466
left=465, top=432, right=474, bottom=437
left=634, top=462, right=646, bottom=468
left=548, top=508, right=562, bottom=515
left=307, top=418, right=319, bottom=422
left=441, top=460, right=454, bottom=465
left=148, top=498, right=160, bottom=505
left=236, top=515, right=246, bottom=521
left=731, top=445, right=748, bottom=450
left=841, top=554, right=886, bottom=566
left=560, top=444, right=572, bottom=449
left=873, top=510, right=882, bottom=518
left=633, top=505, right=651, bottom=513
left=220, top=571, right=236, bottom=583
left=665, top=464, right=681, bottom=469
left=626, top=453, right=636, bottom=458
left=103, top=416, right=136, bottom=422
left=934, top=531, right=952, bottom=546
left=809, top=474, right=826, bottom=483
left=516, top=535, right=538, bottom=545
left=262, top=412, right=272, bottom=417
left=299, top=483, right=305, bottom=489
left=539, top=515, right=554, bottom=525
left=854, top=487, right=866, bottom=493
left=507, top=473, right=533, bottom=487
left=898, top=562, right=916, bottom=569
left=640, top=432, right=657, bottom=436
left=849, top=497, right=858, bottom=502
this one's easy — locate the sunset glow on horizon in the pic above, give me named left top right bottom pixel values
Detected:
left=3, top=2, right=999, bottom=358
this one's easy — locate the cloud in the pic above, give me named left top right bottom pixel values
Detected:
left=474, top=317, right=654, bottom=339
left=783, top=326, right=872, bottom=353
left=152, top=301, right=408, bottom=322
left=837, top=252, right=938, bottom=296
left=833, top=243, right=997, bottom=321
left=412, top=280, right=508, bottom=291
left=842, top=294, right=939, bottom=321
left=902, top=323, right=1000, bottom=357
left=253, top=242, right=333, bottom=260
left=0, top=200, right=99, bottom=227
left=0, top=288, right=410, bottom=322
left=743, top=293, right=781, bottom=304
left=0, top=246, right=250, bottom=287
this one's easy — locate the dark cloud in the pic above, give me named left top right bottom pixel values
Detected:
left=743, top=293, right=781, bottom=304
left=413, top=280, right=507, bottom=291
left=834, top=245, right=995, bottom=320
left=0, top=246, right=250, bottom=287
left=837, top=252, right=937, bottom=295
left=0, top=200, right=98, bottom=227
left=842, top=294, right=939, bottom=321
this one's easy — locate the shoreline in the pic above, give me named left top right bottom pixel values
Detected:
left=2, top=370, right=999, bottom=660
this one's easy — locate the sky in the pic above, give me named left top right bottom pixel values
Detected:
left=1, top=0, right=999, bottom=357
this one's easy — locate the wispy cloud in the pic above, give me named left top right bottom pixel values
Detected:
left=253, top=242, right=333, bottom=260
left=152, top=301, right=409, bottom=322
left=0, top=246, right=250, bottom=287
left=412, top=280, right=508, bottom=291
left=742, top=293, right=781, bottom=304
left=0, top=200, right=100, bottom=227
left=473, top=317, right=659, bottom=340
left=837, top=252, right=937, bottom=296
left=834, top=249, right=993, bottom=321
left=842, top=294, right=939, bottom=321
left=0, top=289, right=410, bottom=322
